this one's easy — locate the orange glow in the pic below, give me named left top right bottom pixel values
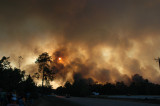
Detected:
left=58, top=57, right=63, bottom=63
left=58, top=57, right=62, bottom=61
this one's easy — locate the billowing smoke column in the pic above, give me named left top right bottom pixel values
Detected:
left=49, top=46, right=150, bottom=86
left=0, top=0, right=160, bottom=87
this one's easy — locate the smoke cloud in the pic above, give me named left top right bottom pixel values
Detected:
left=0, top=0, right=160, bottom=88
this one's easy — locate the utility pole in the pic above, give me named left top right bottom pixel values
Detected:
left=18, top=56, right=23, bottom=70
left=154, top=57, right=160, bottom=69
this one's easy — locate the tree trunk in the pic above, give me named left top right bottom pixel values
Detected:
left=42, top=68, right=44, bottom=95
left=42, top=68, right=44, bottom=87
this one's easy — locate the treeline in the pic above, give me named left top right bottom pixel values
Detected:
left=55, top=74, right=160, bottom=97
left=1, top=56, right=160, bottom=97
left=0, top=56, right=52, bottom=98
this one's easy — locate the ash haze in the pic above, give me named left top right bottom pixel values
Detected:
left=0, top=0, right=160, bottom=88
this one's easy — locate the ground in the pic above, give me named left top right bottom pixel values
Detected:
left=33, top=96, right=160, bottom=106
left=33, top=96, right=80, bottom=106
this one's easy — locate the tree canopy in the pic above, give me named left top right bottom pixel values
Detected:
left=35, top=52, right=54, bottom=87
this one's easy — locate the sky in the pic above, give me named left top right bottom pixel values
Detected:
left=0, top=0, right=160, bottom=88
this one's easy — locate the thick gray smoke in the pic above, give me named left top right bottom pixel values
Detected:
left=0, top=0, right=160, bottom=87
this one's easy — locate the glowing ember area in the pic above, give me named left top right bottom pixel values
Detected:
left=58, top=57, right=63, bottom=63
left=58, top=57, right=62, bottom=61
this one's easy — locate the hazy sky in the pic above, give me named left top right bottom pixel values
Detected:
left=1, top=0, right=160, bottom=87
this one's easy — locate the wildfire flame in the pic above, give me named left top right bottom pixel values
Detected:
left=58, top=57, right=62, bottom=61
left=58, top=57, right=62, bottom=63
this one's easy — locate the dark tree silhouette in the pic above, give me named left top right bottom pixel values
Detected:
left=64, top=81, right=72, bottom=94
left=17, top=74, right=37, bottom=97
left=35, top=52, right=54, bottom=87
left=55, top=74, right=160, bottom=96
left=0, top=56, right=25, bottom=92
left=0, top=56, right=11, bottom=69
left=0, top=56, right=53, bottom=98
left=154, top=57, right=160, bottom=69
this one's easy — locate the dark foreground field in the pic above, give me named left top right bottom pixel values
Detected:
left=90, top=95, right=160, bottom=105
left=33, top=96, right=160, bottom=106
left=33, top=96, right=81, bottom=106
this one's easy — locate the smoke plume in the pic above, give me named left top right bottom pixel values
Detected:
left=0, top=0, right=160, bottom=88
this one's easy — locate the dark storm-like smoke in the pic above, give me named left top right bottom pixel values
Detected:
left=0, top=0, right=160, bottom=87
